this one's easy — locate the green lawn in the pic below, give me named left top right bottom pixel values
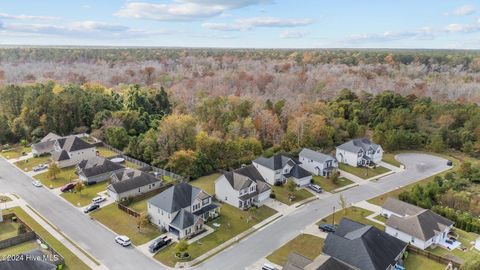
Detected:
left=266, top=234, right=324, bottom=266
left=190, top=173, right=221, bottom=195
left=428, top=228, right=480, bottom=263
left=61, top=181, right=109, bottom=207
left=338, top=163, right=390, bottom=180
left=128, top=194, right=160, bottom=214
left=373, top=214, right=387, bottom=223
left=96, top=147, right=118, bottom=158
left=271, top=180, right=314, bottom=205
left=125, top=160, right=141, bottom=169
left=14, top=155, right=51, bottom=172
left=90, top=203, right=160, bottom=245
left=0, top=146, right=31, bottom=159
left=317, top=206, right=384, bottom=230
left=34, top=166, right=78, bottom=188
left=0, top=240, right=40, bottom=257
left=0, top=195, right=12, bottom=202
left=313, top=176, right=354, bottom=192
left=0, top=220, right=20, bottom=241
left=154, top=203, right=277, bottom=267
left=403, top=253, right=445, bottom=270
left=4, top=207, right=90, bottom=270
left=382, top=153, right=403, bottom=167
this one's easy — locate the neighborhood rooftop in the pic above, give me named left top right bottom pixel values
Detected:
left=223, top=164, right=271, bottom=192
left=299, top=148, right=335, bottom=163
left=108, top=168, right=160, bottom=194
left=56, top=135, right=95, bottom=152
left=383, top=197, right=424, bottom=217
left=76, top=156, right=124, bottom=177
left=336, top=138, right=380, bottom=153
left=148, top=182, right=210, bottom=213
left=253, top=154, right=298, bottom=170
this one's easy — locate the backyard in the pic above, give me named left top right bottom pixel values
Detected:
left=61, top=181, right=109, bottom=207
left=271, top=180, right=314, bottom=205
left=34, top=166, right=78, bottom=188
left=14, top=155, right=51, bottom=172
left=90, top=203, right=160, bottom=245
left=317, top=206, right=384, bottom=230
left=0, top=219, right=20, bottom=241
left=266, top=234, right=324, bottom=266
left=190, top=173, right=221, bottom=195
left=312, top=175, right=354, bottom=192
left=0, top=240, right=40, bottom=257
left=403, top=253, right=446, bottom=270
left=427, top=228, right=480, bottom=264
left=96, top=146, right=119, bottom=158
left=338, top=163, right=390, bottom=179
left=0, top=146, right=31, bottom=160
left=154, top=203, right=277, bottom=267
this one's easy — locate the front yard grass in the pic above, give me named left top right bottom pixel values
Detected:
left=338, top=163, right=390, bottom=180
left=312, top=176, right=354, bottom=192
left=61, top=181, right=109, bottom=207
left=403, top=253, right=445, bottom=270
left=154, top=203, right=277, bottom=267
left=0, top=240, right=40, bottom=257
left=96, top=147, right=118, bottom=158
left=266, top=234, right=324, bottom=266
left=190, top=173, right=221, bottom=195
left=428, top=228, right=480, bottom=263
left=382, top=153, right=403, bottom=167
left=4, top=207, right=90, bottom=270
left=271, top=180, right=314, bottom=205
left=34, top=166, right=78, bottom=188
left=0, top=146, right=31, bottom=159
left=317, top=206, right=384, bottom=230
left=90, top=203, right=160, bottom=246
left=14, top=155, right=51, bottom=172
left=0, top=219, right=20, bottom=241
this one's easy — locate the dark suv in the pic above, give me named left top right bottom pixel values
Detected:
left=148, top=237, right=172, bottom=253
left=318, top=224, right=337, bottom=233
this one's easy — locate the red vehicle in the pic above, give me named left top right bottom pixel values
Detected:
left=60, top=182, right=76, bottom=192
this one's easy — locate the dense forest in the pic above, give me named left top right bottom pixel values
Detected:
left=1, top=48, right=480, bottom=104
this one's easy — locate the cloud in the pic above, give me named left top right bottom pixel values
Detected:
left=0, top=12, right=58, bottom=20
left=115, top=0, right=270, bottom=21
left=445, top=22, right=480, bottom=33
left=202, top=16, right=314, bottom=32
left=347, top=27, right=437, bottom=43
left=280, top=30, right=308, bottom=39
left=445, top=5, right=476, bottom=16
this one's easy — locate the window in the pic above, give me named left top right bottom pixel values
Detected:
left=411, top=237, right=415, bottom=243
left=225, top=196, right=228, bottom=201
left=202, top=198, right=209, bottom=206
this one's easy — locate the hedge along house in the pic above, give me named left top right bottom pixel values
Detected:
left=76, top=156, right=125, bottom=185
left=107, top=168, right=163, bottom=201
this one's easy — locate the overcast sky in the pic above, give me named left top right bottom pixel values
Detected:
left=1, top=0, right=480, bottom=49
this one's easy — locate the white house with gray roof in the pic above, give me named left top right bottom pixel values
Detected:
left=32, top=132, right=62, bottom=156
left=336, top=138, right=383, bottom=167
left=215, top=164, right=271, bottom=210
left=147, top=182, right=219, bottom=239
left=51, top=135, right=96, bottom=168
left=252, top=154, right=312, bottom=186
left=382, top=198, right=454, bottom=250
left=76, top=156, right=125, bottom=184
left=107, top=168, right=163, bottom=201
left=299, top=148, right=338, bottom=177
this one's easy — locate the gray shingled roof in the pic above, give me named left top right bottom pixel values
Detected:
left=382, top=197, right=424, bottom=217
left=323, top=218, right=407, bottom=270
left=32, top=140, right=56, bottom=153
left=57, top=136, right=94, bottom=152
left=222, top=164, right=271, bottom=193
left=283, top=253, right=355, bottom=270
left=108, top=169, right=161, bottom=194
left=316, top=257, right=356, bottom=270
left=336, top=138, right=380, bottom=153
left=40, top=132, right=61, bottom=143
left=284, top=164, right=311, bottom=179
left=171, top=209, right=197, bottom=229
left=0, top=249, right=57, bottom=270
left=253, top=154, right=299, bottom=170
left=299, top=148, right=336, bottom=163
left=283, top=252, right=312, bottom=270
left=386, top=209, right=454, bottom=241
left=77, top=156, right=124, bottom=178
left=148, top=182, right=210, bottom=213
left=52, top=149, right=70, bottom=161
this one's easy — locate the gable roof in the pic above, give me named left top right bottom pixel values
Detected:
left=386, top=209, right=454, bottom=241
left=253, top=154, right=299, bottom=170
left=284, top=164, right=311, bottom=179
left=148, top=182, right=210, bottom=213
left=57, top=136, right=94, bottom=152
left=77, top=156, right=124, bottom=178
left=107, top=169, right=161, bottom=194
left=336, top=138, right=380, bottom=153
left=222, top=164, right=271, bottom=193
left=283, top=252, right=355, bottom=270
left=283, top=252, right=312, bottom=270
left=382, top=197, right=424, bottom=217
left=40, top=132, right=61, bottom=143
left=323, top=218, right=407, bottom=270
left=171, top=209, right=198, bottom=229
left=32, top=140, right=56, bottom=153
left=52, top=149, right=70, bottom=161
left=299, top=148, right=336, bottom=163
left=0, top=249, right=57, bottom=270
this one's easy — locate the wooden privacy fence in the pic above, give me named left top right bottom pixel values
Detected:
left=407, top=245, right=461, bottom=269
left=117, top=183, right=173, bottom=218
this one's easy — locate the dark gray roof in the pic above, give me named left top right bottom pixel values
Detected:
left=57, top=136, right=94, bottom=152
left=52, top=149, right=70, bottom=161
left=0, top=249, right=57, bottom=270
left=283, top=252, right=355, bottom=270
left=40, top=132, right=61, bottom=143
left=283, top=252, right=312, bottom=270
left=386, top=209, right=454, bottom=241
left=316, top=257, right=356, bottom=270
left=170, top=209, right=197, bottom=229
left=382, top=197, right=424, bottom=217
left=77, top=156, right=124, bottom=178
left=224, top=172, right=254, bottom=190
left=192, top=203, right=219, bottom=216
left=223, top=164, right=271, bottom=193
left=253, top=154, right=299, bottom=170
left=32, top=140, right=56, bottom=153
left=285, top=164, right=311, bottom=179
left=108, top=169, right=161, bottom=194
left=323, top=218, right=407, bottom=270
left=299, top=148, right=336, bottom=163
left=148, top=182, right=210, bottom=213
left=336, top=138, right=380, bottom=153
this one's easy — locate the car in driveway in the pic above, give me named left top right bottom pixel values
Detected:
left=33, top=164, right=48, bottom=172
left=318, top=224, right=336, bottom=233
left=92, top=196, right=106, bottom=204
left=115, top=235, right=131, bottom=247
left=148, top=236, right=172, bottom=253
left=32, top=180, right=42, bottom=187
left=84, top=204, right=100, bottom=214
left=60, top=182, right=76, bottom=192
left=308, top=184, right=323, bottom=193
left=447, top=160, right=453, bottom=166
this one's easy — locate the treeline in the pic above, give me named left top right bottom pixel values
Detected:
left=1, top=83, right=480, bottom=179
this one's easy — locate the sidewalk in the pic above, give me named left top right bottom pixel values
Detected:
left=352, top=200, right=382, bottom=213
left=0, top=193, right=108, bottom=270
left=8, top=152, right=33, bottom=163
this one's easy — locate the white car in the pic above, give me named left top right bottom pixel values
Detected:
left=33, top=164, right=48, bottom=172
left=32, top=180, right=42, bottom=187
left=91, top=196, right=106, bottom=204
left=115, top=235, right=131, bottom=247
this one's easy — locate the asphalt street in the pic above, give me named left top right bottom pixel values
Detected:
left=0, top=153, right=449, bottom=270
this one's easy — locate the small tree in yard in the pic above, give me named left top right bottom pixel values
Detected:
left=75, top=182, right=85, bottom=195
left=330, top=171, right=340, bottom=185
left=47, top=163, right=60, bottom=180
left=175, top=240, right=189, bottom=258
left=137, top=213, right=150, bottom=232
left=287, top=180, right=296, bottom=193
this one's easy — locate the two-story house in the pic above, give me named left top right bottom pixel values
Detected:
left=252, top=154, right=312, bottom=186
left=215, top=165, right=271, bottom=210
left=148, top=183, right=219, bottom=239
left=299, top=148, right=338, bottom=177
left=51, top=135, right=96, bottom=168
left=336, top=138, right=383, bottom=167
